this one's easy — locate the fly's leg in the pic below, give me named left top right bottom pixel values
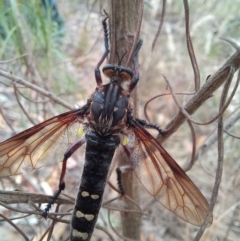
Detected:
left=126, top=109, right=163, bottom=135
left=95, top=16, right=110, bottom=86
left=136, top=118, right=163, bottom=135
left=129, top=39, right=143, bottom=92
left=42, top=139, right=85, bottom=218
left=116, top=165, right=133, bottom=195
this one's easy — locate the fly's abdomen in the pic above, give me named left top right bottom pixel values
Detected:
left=70, top=131, right=120, bottom=241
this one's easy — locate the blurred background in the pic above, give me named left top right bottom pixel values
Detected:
left=0, top=0, right=240, bottom=240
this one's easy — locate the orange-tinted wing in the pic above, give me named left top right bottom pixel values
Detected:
left=0, top=109, right=86, bottom=177
left=127, top=122, right=212, bottom=227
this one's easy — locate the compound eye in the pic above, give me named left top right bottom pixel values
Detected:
left=103, top=68, right=114, bottom=79
left=103, top=64, right=134, bottom=81
left=120, top=67, right=133, bottom=81
left=120, top=71, right=132, bottom=81
left=103, top=64, right=115, bottom=78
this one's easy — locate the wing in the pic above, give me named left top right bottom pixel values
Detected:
left=0, top=108, right=87, bottom=177
left=126, top=121, right=212, bottom=227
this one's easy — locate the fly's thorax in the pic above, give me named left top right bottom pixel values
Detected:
left=88, top=83, right=129, bottom=135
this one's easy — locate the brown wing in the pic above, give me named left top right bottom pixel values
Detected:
left=127, top=122, right=212, bottom=227
left=0, top=109, right=86, bottom=177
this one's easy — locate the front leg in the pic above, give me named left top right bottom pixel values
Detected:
left=95, top=16, right=110, bottom=86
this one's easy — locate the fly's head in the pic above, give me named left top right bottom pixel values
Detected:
left=103, top=64, right=134, bottom=91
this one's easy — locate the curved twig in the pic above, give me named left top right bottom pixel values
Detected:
left=0, top=106, right=17, bottom=134
left=157, top=41, right=240, bottom=143
left=194, top=108, right=240, bottom=163
left=13, top=82, right=37, bottom=125
left=183, top=0, right=200, bottom=91
left=143, top=91, right=195, bottom=123
left=193, top=55, right=237, bottom=241
left=182, top=119, right=197, bottom=171
left=161, top=68, right=236, bottom=126
left=0, top=213, right=30, bottom=241
left=0, top=69, right=73, bottom=110
left=223, top=128, right=240, bottom=139
left=151, top=0, right=166, bottom=51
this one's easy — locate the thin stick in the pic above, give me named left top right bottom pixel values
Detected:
left=0, top=69, right=72, bottom=110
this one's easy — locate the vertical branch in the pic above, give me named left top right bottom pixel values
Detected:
left=109, top=1, right=143, bottom=66
left=107, top=1, right=143, bottom=240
